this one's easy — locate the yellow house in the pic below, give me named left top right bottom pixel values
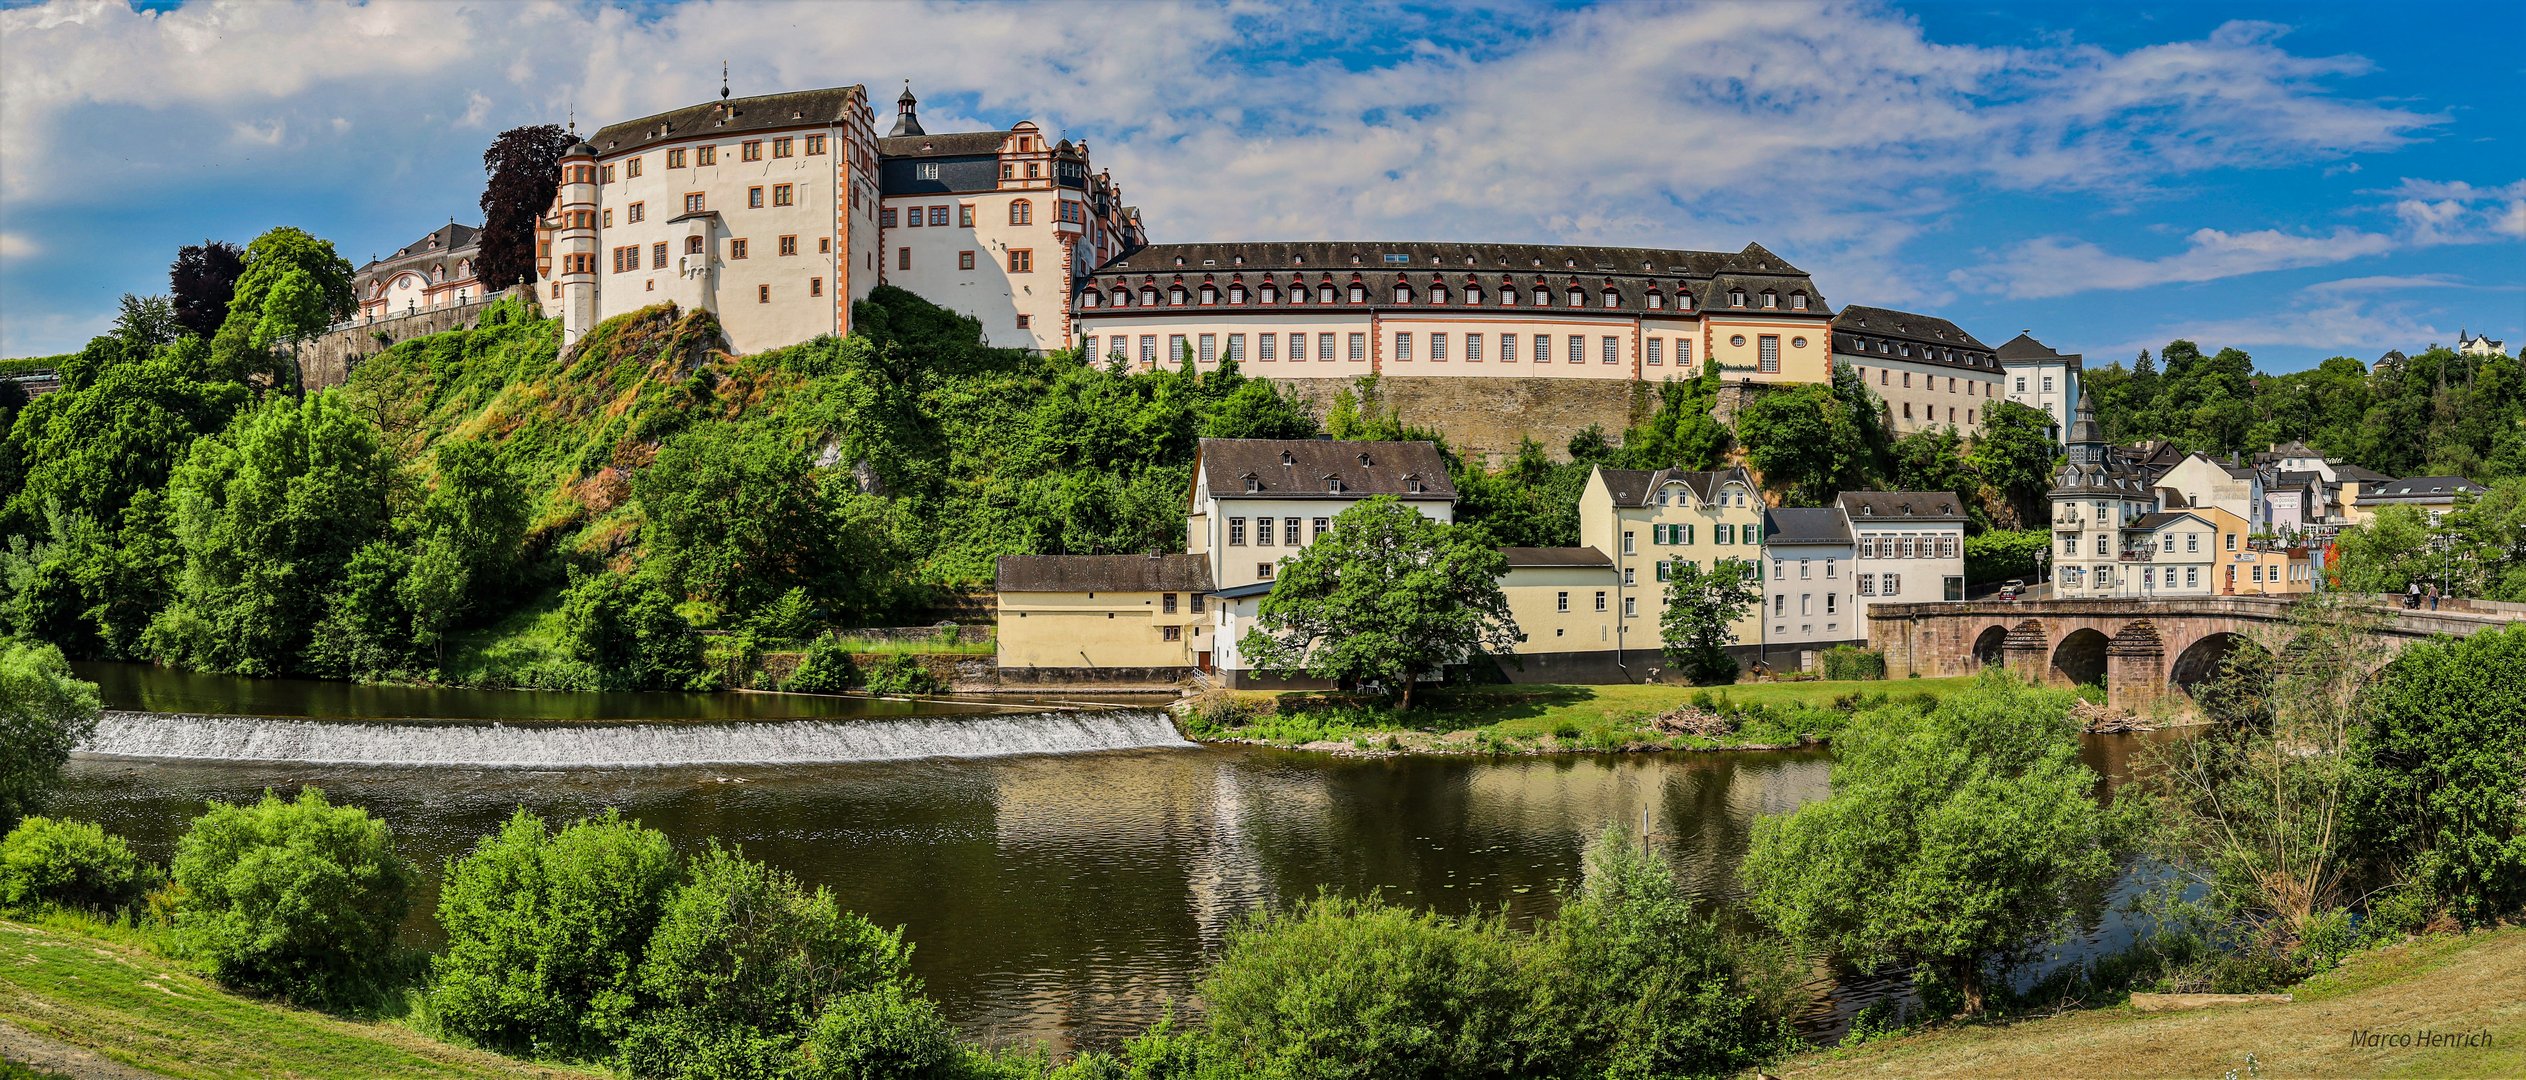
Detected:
left=994, top=554, right=1214, bottom=683
left=1494, top=546, right=1624, bottom=681
left=2230, top=546, right=2316, bottom=595
left=1579, top=465, right=1767, bottom=666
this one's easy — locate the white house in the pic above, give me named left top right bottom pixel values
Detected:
left=1996, top=331, right=2083, bottom=444
left=1836, top=491, right=1968, bottom=628
left=1759, top=507, right=1858, bottom=665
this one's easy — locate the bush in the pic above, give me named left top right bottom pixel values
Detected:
left=558, top=570, right=706, bottom=691
left=1818, top=646, right=1885, bottom=681
left=2345, top=624, right=2526, bottom=925
left=621, top=842, right=917, bottom=1079
left=169, top=788, right=412, bottom=1010
left=789, top=986, right=960, bottom=1080
left=0, top=643, right=101, bottom=829
left=860, top=654, right=943, bottom=696
left=783, top=635, right=862, bottom=694
left=0, top=817, right=148, bottom=914
left=432, top=808, right=679, bottom=1060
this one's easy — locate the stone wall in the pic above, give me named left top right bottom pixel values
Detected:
left=290, top=287, right=535, bottom=390
left=1268, top=376, right=1656, bottom=465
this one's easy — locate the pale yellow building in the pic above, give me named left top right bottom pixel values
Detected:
left=1495, top=547, right=1625, bottom=681
left=1580, top=465, right=1767, bottom=666
left=994, top=554, right=1214, bottom=681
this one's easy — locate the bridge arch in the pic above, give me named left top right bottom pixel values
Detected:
left=1971, top=625, right=2010, bottom=667
left=2050, top=627, right=2110, bottom=687
left=2170, top=630, right=2261, bottom=696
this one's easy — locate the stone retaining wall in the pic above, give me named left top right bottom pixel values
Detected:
left=1268, top=376, right=1658, bottom=465
left=290, top=286, right=536, bottom=390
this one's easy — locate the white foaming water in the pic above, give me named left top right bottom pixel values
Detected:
left=79, top=709, right=1191, bottom=768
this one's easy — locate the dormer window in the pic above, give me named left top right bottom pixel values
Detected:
left=1199, top=285, right=1217, bottom=304
left=1141, top=287, right=1158, bottom=306
left=1326, top=476, right=1345, bottom=493
left=1406, top=476, right=1425, bottom=494
left=1601, top=289, right=1619, bottom=309
left=1430, top=287, right=1447, bottom=305
left=1170, top=287, right=1188, bottom=306
left=1761, top=291, right=1778, bottom=309
left=1243, top=473, right=1260, bottom=493
left=1357, top=452, right=1373, bottom=467
left=1791, top=292, right=1808, bottom=311
left=1348, top=284, right=1365, bottom=303
left=1533, top=287, right=1549, bottom=305
left=1229, top=286, right=1246, bottom=304
left=1466, top=287, right=1483, bottom=305
left=1647, top=291, right=1664, bottom=310
left=1082, top=291, right=1101, bottom=308
left=1259, top=285, right=1277, bottom=304
left=1678, top=294, right=1692, bottom=311
left=1394, top=285, right=1413, bottom=304
left=1730, top=290, right=1747, bottom=307
left=1567, top=289, right=1584, bottom=307
left=1320, top=284, right=1337, bottom=303
left=1280, top=450, right=1295, bottom=465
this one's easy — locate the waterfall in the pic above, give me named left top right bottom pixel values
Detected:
left=79, top=709, right=1191, bottom=768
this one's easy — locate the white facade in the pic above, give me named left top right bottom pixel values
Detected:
left=1761, top=537, right=1859, bottom=655
left=1835, top=492, right=1968, bottom=636
left=1831, top=306, right=2004, bottom=435
left=1996, top=331, right=2083, bottom=444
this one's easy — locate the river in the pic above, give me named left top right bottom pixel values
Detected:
left=54, top=662, right=2162, bottom=1054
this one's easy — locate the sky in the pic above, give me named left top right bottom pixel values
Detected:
left=1, top=0, right=2519, bottom=370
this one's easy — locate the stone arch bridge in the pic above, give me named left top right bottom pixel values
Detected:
left=1866, top=597, right=2520, bottom=712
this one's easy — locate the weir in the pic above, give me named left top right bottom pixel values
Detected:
left=78, top=709, right=1192, bottom=768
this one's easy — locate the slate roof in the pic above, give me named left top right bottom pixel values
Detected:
left=996, top=553, right=1213, bottom=593
left=1196, top=439, right=1456, bottom=500
left=2332, top=464, right=2395, bottom=483
left=1082, top=241, right=1830, bottom=318
left=358, top=223, right=479, bottom=274
left=590, top=85, right=867, bottom=156
left=1763, top=508, right=1853, bottom=545
left=2276, top=470, right=2325, bottom=488
left=1832, top=305, right=1999, bottom=371
left=1594, top=466, right=1758, bottom=508
left=877, top=130, right=1014, bottom=159
left=2359, top=476, right=2484, bottom=504
left=1994, top=331, right=2085, bottom=371
left=2130, top=511, right=2209, bottom=532
left=1500, top=546, right=1613, bottom=568
left=1835, top=491, right=1970, bottom=523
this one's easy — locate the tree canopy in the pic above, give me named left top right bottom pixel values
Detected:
left=1658, top=557, right=1760, bottom=684
left=477, top=125, right=574, bottom=292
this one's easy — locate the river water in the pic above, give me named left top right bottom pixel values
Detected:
left=55, top=662, right=2160, bottom=1054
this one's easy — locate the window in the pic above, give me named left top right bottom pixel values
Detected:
left=2226, top=533, right=2237, bottom=551
left=1678, top=339, right=1693, bottom=365
left=742, top=140, right=763, bottom=162
left=1258, top=562, right=1274, bottom=580
left=778, top=235, right=798, bottom=257
left=600, top=164, right=615, bottom=184
left=1647, top=338, right=1663, bottom=365
left=1161, top=624, right=1181, bottom=642
left=757, top=283, right=770, bottom=304
left=1716, top=524, right=1733, bottom=545
left=602, top=208, right=613, bottom=228
left=1759, top=335, right=1780, bottom=373
left=1774, top=594, right=1787, bottom=616
left=1199, top=334, right=1217, bottom=364
left=1858, top=575, right=1875, bottom=596
left=1009, top=249, right=1033, bottom=273
left=1731, top=335, right=1748, bottom=348
left=1140, top=335, right=1157, bottom=363
left=1624, top=596, right=1638, bottom=618
left=1429, top=333, right=1447, bottom=361
left=805, top=134, right=826, bottom=155
left=958, top=250, right=975, bottom=271
left=697, top=145, right=716, bottom=165
left=1227, top=334, right=1246, bottom=362
left=1568, top=335, right=1585, bottom=363
left=1603, top=290, right=1619, bottom=309
left=923, top=205, right=945, bottom=227
left=2042, top=376, right=2055, bottom=392
left=1394, top=332, right=1413, bottom=361
left=668, top=148, right=687, bottom=168
left=685, top=235, right=705, bottom=256
left=1623, top=567, right=1637, bottom=587
left=1192, top=593, right=1206, bottom=613
left=1279, top=518, right=1298, bottom=545
left=749, top=187, right=765, bottom=209
left=1730, top=289, right=1747, bottom=307
left=1885, top=572, right=1901, bottom=593
left=1010, top=200, right=1032, bottom=225
left=918, top=162, right=939, bottom=180
left=1465, top=334, right=1482, bottom=362
left=652, top=242, right=667, bottom=268
left=1320, top=333, right=1336, bottom=360
left=881, top=207, right=898, bottom=228
left=772, top=136, right=793, bottom=158
left=959, top=204, right=974, bottom=227
left=1595, top=591, right=1608, bottom=612
left=1349, top=283, right=1366, bottom=303
left=1348, top=333, right=1366, bottom=361
left=1167, top=334, right=1187, bottom=362
left=773, top=184, right=794, bottom=207
left=2096, top=536, right=2109, bottom=555
left=1557, top=591, right=1570, bottom=613
left=2188, top=567, right=2201, bottom=588
left=1229, top=518, right=1247, bottom=545
left=1311, top=517, right=1329, bottom=540
left=1603, top=336, right=1620, bottom=364
left=628, top=202, right=646, bottom=224
left=1623, top=530, right=1636, bottom=555
left=1800, top=558, right=1812, bottom=579
left=810, top=277, right=823, bottom=297
left=897, top=247, right=909, bottom=270
left=1792, top=292, right=1808, bottom=310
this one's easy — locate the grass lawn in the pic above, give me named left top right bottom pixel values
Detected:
left=1780, top=928, right=2526, bottom=1080
left=1192, top=676, right=1979, bottom=753
left=0, top=917, right=604, bottom=1080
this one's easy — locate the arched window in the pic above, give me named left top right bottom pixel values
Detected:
left=434, top=266, right=447, bottom=283
left=685, top=236, right=705, bottom=255
left=457, top=260, right=471, bottom=280
left=1010, top=200, right=1033, bottom=225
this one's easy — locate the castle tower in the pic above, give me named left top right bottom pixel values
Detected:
left=890, top=80, right=923, bottom=137
left=554, top=138, right=600, bottom=347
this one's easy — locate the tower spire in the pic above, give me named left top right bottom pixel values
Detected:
left=721, top=61, right=730, bottom=101
left=890, top=79, right=924, bottom=137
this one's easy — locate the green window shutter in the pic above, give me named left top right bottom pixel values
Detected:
left=1683, top=524, right=1695, bottom=546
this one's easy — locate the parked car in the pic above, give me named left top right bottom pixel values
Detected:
left=1999, top=579, right=2026, bottom=601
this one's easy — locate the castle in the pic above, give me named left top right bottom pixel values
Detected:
left=517, top=81, right=2071, bottom=441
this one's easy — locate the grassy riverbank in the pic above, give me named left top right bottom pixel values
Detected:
left=1184, top=676, right=1982, bottom=753
left=1782, top=928, right=2526, bottom=1079
left=0, top=916, right=601, bottom=1080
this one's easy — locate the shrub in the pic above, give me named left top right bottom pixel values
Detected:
left=1818, top=646, right=1885, bottom=681
left=783, top=635, right=862, bottom=694
left=0, top=643, right=101, bottom=829
left=2345, top=624, right=2526, bottom=925
left=169, top=788, right=412, bottom=1010
left=860, top=654, right=943, bottom=696
left=431, top=808, right=679, bottom=1060
left=621, top=842, right=917, bottom=1079
left=0, top=817, right=148, bottom=914
left=789, top=986, right=960, bottom=1080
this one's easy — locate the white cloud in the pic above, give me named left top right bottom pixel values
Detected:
left=2373, top=178, right=2526, bottom=245
left=2097, top=296, right=2443, bottom=360
left=0, top=231, right=37, bottom=259
left=1959, top=227, right=2398, bottom=300
left=2302, top=273, right=2472, bottom=294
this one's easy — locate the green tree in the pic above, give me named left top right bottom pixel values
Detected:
left=0, top=816, right=149, bottom=914
left=1964, top=529, right=2050, bottom=589
left=213, top=226, right=356, bottom=384
left=0, top=643, right=100, bottom=829
left=557, top=570, right=705, bottom=691
left=1742, top=671, right=2116, bottom=1014
left=1657, top=558, right=1760, bottom=685
left=2345, top=625, right=2526, bottom=924
left=1733, top=368, right=1886, bottom=505
left=111, top=293, right=182, bottom=350
left=1971, top=401, right=2060, bottom=528
left=169, top=788, right=413, bottom=1010
left=636, top=423, right=894, bottom=619
left=622, top=842, right=917, bottom=1079
left=144, top=393, right=395, bottom=676
left=2331, top=505, right=2435, bottom=592
left=2445, top=479, right=2526, bottom=601
left=1237, top=498, right=1519, bottom=709
left=1618, top=368, right=1731, bottom=471
left=432, top=808, right=680, bottom=1060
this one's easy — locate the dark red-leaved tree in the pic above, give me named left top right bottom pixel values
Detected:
left=476, top=124, right=574, bottom=292
left=169, top=240, right=246, bottom=339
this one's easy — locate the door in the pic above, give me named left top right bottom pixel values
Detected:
left=1196, top=651, right=1212, bottom=673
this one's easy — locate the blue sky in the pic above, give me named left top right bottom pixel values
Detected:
left=1, top=0, right=2518, bottom=369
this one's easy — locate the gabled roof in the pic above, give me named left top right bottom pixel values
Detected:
left=2130, top=510, right=2211, bottom=532
left=1836, top=491, right=1970, bottom=523
left=1500, top=546, right=1613, bottom=568
left=996, top=553, right=1213, bottom=593
left=2359, top=476, right=2484, bottom=503
left=1594, top=465, right=1758, bottom=508
left=2331, top=464, right=2395, bottom=483
left=358, top=223, right=480, bottom=273
left=1196, top=439, right=1455, bottom=500
left=1763, top=508, right=1852, bottom=545
left=590, top=85, right=867, bottom=155
left=1995, top=331, right=2085, bottom=371
left=1834, top=305, right=1991, bottom=350
left=877, top=130, right=1014, bottom=159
